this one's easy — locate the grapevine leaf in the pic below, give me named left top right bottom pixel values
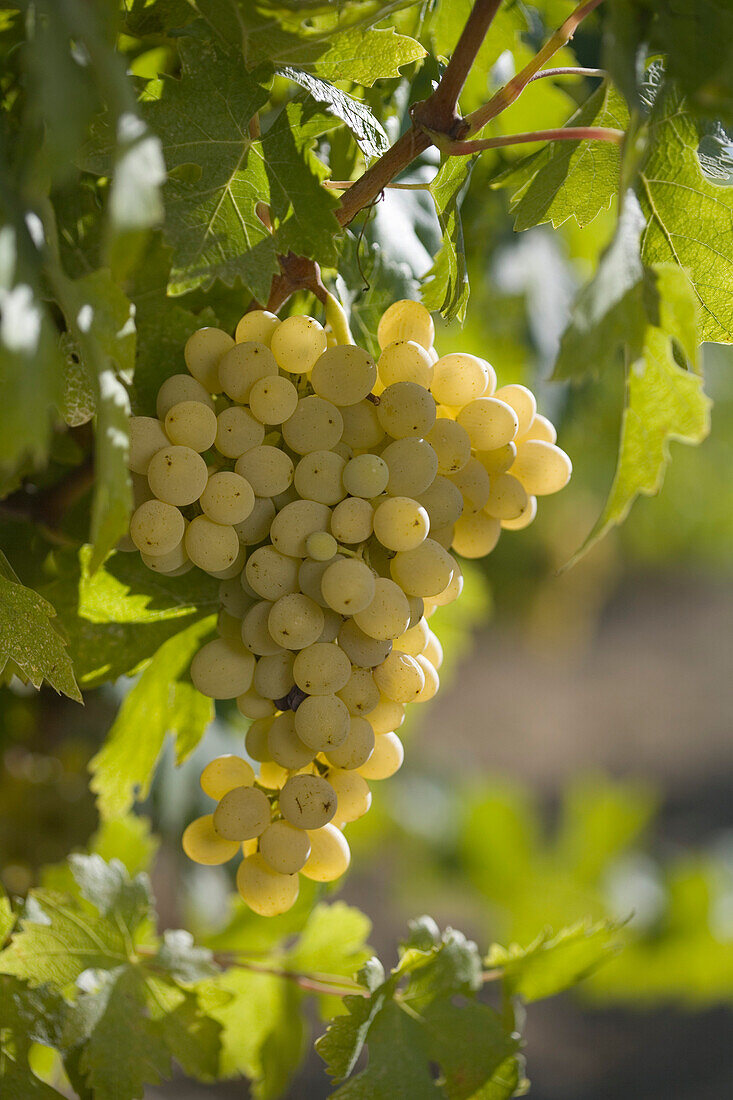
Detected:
left=78, top=547, right=219, bottom=624
left=486, top=921, right=621, bottom=1003
left=144, top=34, right=275, bottom=297
left=278, top=69, right=389, bottom=158
left=71, top=270, right=136, bottom=572
left=638, top=85, right=733, bottom=342
left=498, top=81, right=630, bottom=231
left=422, top=156, right=474, bottom=323
left=1, top=889, right=14, bottom=945
left=89, top=616, right=215, bottom=819
left=143, top=976, right=221, bottom=1082
left=61, top=967, right=171, bottom=1100
left=286, top=902, right=372, bottom=981
left=317, top=923, right=522, bottom=1097
left=0, top=894, right=129, bottom=987
left=153, top=929, right=217, bottom=984
left=0, top=551, right=81, bottom=701
left=0, top=1055, right=68, bottom=1099
left=68, top=855, right=152, bottom=937
left=257, top=100, right=341, bottom=265
left=0, top=219, right=64, bottom=476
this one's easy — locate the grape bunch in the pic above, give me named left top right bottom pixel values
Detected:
left=125, top=298, right=571, bottom=916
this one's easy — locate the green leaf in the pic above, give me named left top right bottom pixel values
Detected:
left=499, top=81, right=629, bottom=231
left=0, top=1054, right=68, bottom=1099
left=317, top=923, right=522, bottom=1098
left=486, top=921, right=621, bottom=1003
left=144, top=35, right=275, bottom=298
left=154, top=929, right=217, bottom=984
left=0, top=551, right=81, bottom=701
left=308, top=25, right=426, bottom=87
left=0, top=220, right=64, bottom=476
left=286, top=902, right=372, bottom=984
left=143, top=975, right=221, bottom=1082
left=0, top=888, right=14, bottom=945
left=422, top=156, right=474, bottom=323
left=89, top=616, right=215, bottom=819
left=0, top=894, right=129, bottom=987
left=78, top=546, right=219, bottom=624
left=90, top=814, right=159, bottom=877
left=62, top=967, right=171, bottom=1100
left=638, top=85, right=733, bottom=342
left=278, top=69, right=389, bottom=158
left=68, top=855, right=152, bottom=938
left=71, top=270, right=136, bottom=571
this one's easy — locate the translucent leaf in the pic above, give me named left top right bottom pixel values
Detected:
left=278, top=69, right=389, bottom=157
left=486, top=921, right=621, bottom=1003
left=422, top=156, right=474, bottom=322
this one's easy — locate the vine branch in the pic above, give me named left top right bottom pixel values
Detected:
left=438, top=125, right=624, bottom=155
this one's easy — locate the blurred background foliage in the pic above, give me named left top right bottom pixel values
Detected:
left=1, top=1, right=732, bottom=1096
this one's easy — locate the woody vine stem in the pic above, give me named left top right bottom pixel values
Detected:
left=266, top=0, right=609, bottom=310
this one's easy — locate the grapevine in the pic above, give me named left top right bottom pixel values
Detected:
left=125, top=297, right=571, bottom=913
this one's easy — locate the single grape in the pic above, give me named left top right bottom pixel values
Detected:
left=267, top=712, right=315, bottom=768
left=271, top=315, right=327, bottom=374
left=301, top=823, right=351, bottom=882
left=235, top=446, right=293, bottom=498
left=423, top=631, right=443, bottom=669
left=377, top=300, right=435, bottom=351
left=457, top=397, right=519, bottom=451
left=338, top=619, right=393, bottom=668
left=326, top=769, right=371, bottom=822
left=431, top=352, right=493, bottom=406
left=377, top=339, right=434, bottom=388
left=311, top=345, right=377, bottom=405
left=340, top=399, right=385, bottom=450
left=483, top=473, right=529, bottom=520
left=245, top=546, right=301, bottom=602
left=321, top=558, right=376, bottom=615
left=377, top=381, right=436, bottom=439
left=325, top=716, right=375, bottom=769
left=511, top=440, right=572, bottom=495
left=357, top=732, right=404, bottom=780
left=393, top=616, right=429, bottom=657
left=426, top=419, right=472, bottom=475
left=337, top=667, right=379, bottom=716
left=157, top=375, right=214, bottom=420
left=200, top=471, right=255, bottom=525
left=294, top=450, right=347, bottom=505
left=373, top=496, right=429, bottom=552
left=268, top=592, right=325, bottom=650
left=218, top=341, right=278, bottom=403
left=183, top=814, right=239, bottom=865
left=367, top=693, right=405, bottom=735
left=373, top=650, right=425, bottom=703
left=451, top=510, right=501, bottom=558
left=520, top=413, right=556, bottom=444
left=418, top=476, right=464, bottom=528
left=165, top=401, right=218, bottom=452
left=236, top=687, right=276, bottom=720
left=200, top=755, right=255, bottom=800
left=128, top=416, right=169, bottom=474
left=215, top=406, right=265, bottom=459
left=501, top=495, right=537, bottom=530
left=279, top=774, right=337, bottom=829
left=190, top=637, right=255, bottom=699
left=248, top=374, right=299, bottom=425
left=270, top=499, right=332, bottom=557
left=382, top=437, right=438, bottom=498
left=184, top=327, right=234, bottom=392
left=185, top=515, right=240, bottom=573
left=295, top=694, right=350, bottom=750
left=390, top=539, right=455, bottom=598
left=414, top=654, right=440, bottom=702
left=130, top=500, right=184, bottom=557
left=259, top=820, right=311, bottom=874
left=234, top=496, right=277, bottom=545
left=236, top=853, right=299, bottom=916
left=493, top=383, right=536, bottom=436
left=448, top=457, right=492, bottom=512
left=353, top=577, right=410, bottom=641
left=213, top=784, right=271, bottom=841
left=147, top=445, right=208, bottom=507
left=235, top=309, right=280, bottom=347
left=330, top=497, right=374, bottom=544
left=306, top=531, right=338, bottom=561
left=245, top=716, right=275, bottom=762
left=282, top=395, right=343, bottom=455
left=476, top=441, right=517, bottom=476
left=253, top=651, right=295, bottom=700
left=292, top=642, right=351, bottom=695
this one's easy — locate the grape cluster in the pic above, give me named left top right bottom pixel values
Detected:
left=125, top=299, right=571, bottom=915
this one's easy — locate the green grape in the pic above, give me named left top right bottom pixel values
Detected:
left=218, top=340, right=278, bottom=403
left=373, top=496, right=429, bottom=552
left=184, top=327, right=234, bottom=392
left=292, top=642, right=351, bottom=695
left=235, top=446, right=293, bottom=498
left=248, top=375, right=299, bottom=425
left=451, top=510, right=501, bottom=558
left=353, top=577, right=410, bottom=641
left=377, top=300, right=435, bottom=351
left=511, top=440, right=572, bottom=495
left=382, top=437, right=438, bottom=497
left=306, top=531, right=338, bottom=561
left=294, top=450, right=347, bottom=505
left=448, top=457, right=492, bottom=512
left=390, top=539, right=455, bottom=598
left=430, top=352, right=493, bottom=406
left=301, top=823, right=351, bottom=882
left=185, top=515, right=240, bottom=573
left=501, top=494, right=537, bottom=530
left=165, top=400, right=218, bottom=452
left=128, top=416, right=169, bottom=474
left=326, top=768, right=371, bottom=822
left=483, top=473, right=529, bottom=520
left=235, top=309, right=280, bottom=347
left=520, top=413, right=556, bottom=444
left=140, top=539, right=190, bottom=575
left=367, top=693, right=405, bottom=735
left=418, top=476, right=464, bottom=528
left=236, top=687, right=276, bottom=720
left=376, top=381, right=436, bottom=439
left=270, top=499, right=332, bottom=557
left=242, top=600, right=284, bottom=656
left=257, top=761, right=290, bottom=790
left=213, top=784, right=271, bottom=840
left=325, top=716, right=375, bottom=769
left=476, top=441, right=517, bottom=476
left=321, top=558, right=376, bottom=615
left=267, top=712, right=315, bottom=768
left=294, top=694, right=350, bottom=750
left=423, top=631, right=443, bottom=669
left=426, top=419, right=472, bottom=475
left=268, top=592, right=325, bottom=649
left=271, top=315, right=327, bottom=374
left=310, top=345, right=377, bottom=405
left=147, top=445, right=208, bottom=507
left=377, top=339, right=434, bottom=387
left=190, top=637, right=255, bottom=699
left=357, top=731, right=404, bottom=780
left=157, top=374, right=215, bottom=420
left=318, top=607, right=342, bottom=643
left=236, top=853, right=299, bottom=916
left=245, top=716, right=275, bottom=761
left=298, top=555, right=341, bottom=606
left=253, top=652, right=295, bottom=700
left=234, top=496, right=277, bottom=545
left=246, top=545, right=301, bottom=601
left=279, top=774, right=337, bottom=829
left=130, top=500, right=185, bottom=556
left=393, top=616, right=429, bottom=657
left=282, top=395, right=343, bottom=455
left=200, top=755, right=255, bottom=800
left=373, top=650, right=425, bottom=703
left=337, top=667, right=379, bottom=716
left=330, top=497, right=374, bottom=544
left=340, top=399, right=385, bottom=450
left=493, top=383, right=536, bottom=436
left=338, top=619, right=393, bottom=668
left=200, top=471, right=255, bottom=525
left=207, top=545, right=246, bottom=580
left=183, top=814, right=239, bottom=866
left=414, top=654, right=439, bottom=702
left=215, top=406, right=266, bottom=458
left=259, top=820, right=311, bottom=874
left=428, top=562, right=464, bottom=607
left=457, top=397, right=518, bottom=451
left=342, top=454, right=389, bottom=498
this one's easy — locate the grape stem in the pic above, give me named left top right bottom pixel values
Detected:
left=334, top=0, right=607, bottom=227
left=436, top=126, right=625, bottom=155
left=213, top=955, right=370, bottom=997
left=325, top=291, right=356, bottom=345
